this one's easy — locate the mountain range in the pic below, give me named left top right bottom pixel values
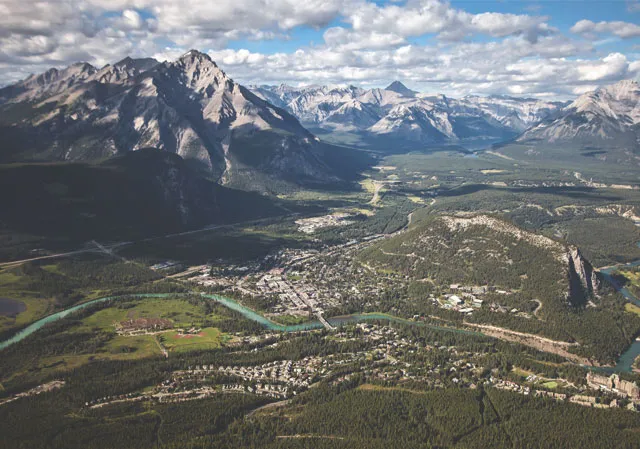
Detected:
left=249, top=82, right=569, bottom=147
left=1, top=50, right=638, bottom=190
left=518, top=80, right=640, bottom=147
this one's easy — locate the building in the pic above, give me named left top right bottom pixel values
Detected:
left=587, top=372, right=640, bottom=399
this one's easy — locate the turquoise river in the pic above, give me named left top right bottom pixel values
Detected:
left=1, top=274, right=639, bottom=372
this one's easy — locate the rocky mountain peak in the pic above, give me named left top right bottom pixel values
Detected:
left=600, top=79, right=639, bottom=100
left=518, top=79, right=640, bottom=144
left=177, top=50, right=218, bottom=69
left=0, top=62, right=97, bottom=103
left=385, top=81, right=416, bottom=97
left=114, top=56, right=158, bottom=72
left=91, top=57, right=159, bottom=84
left=572, top=79, right=639, bottom=115
left=165, top=50, right=229, bottom=94
left=0, top=49, right=335, bottom=193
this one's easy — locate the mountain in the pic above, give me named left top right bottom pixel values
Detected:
left=519, top=80, right=640, bottom=146
left=0, top=148, right=282, bottom=244
left=250, top=83, right=566, bottom=149
left=0, top=51, right=337, bottom=193
left=464, top=94, right=568, bottom=133
left=385, top=81, right=417, bottom=97
left=0, top=63, right=98, bottom=104
left=355, top=214, right=637, bottom=363
left=90, top=57, right=159, bottom=84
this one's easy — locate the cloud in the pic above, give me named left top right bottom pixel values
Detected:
left=628, top=1, right=640, bottom=12
left=468, top=12, right=553, bottom=43
left=344, top=0, right=553, bottom=43
left=0, top=0, right=636, bottom=99
left=205, top=37, right=632, bottom=99
left=323, top=27, right=406, bottom=50
left=571, top=19, right=640, bottom=39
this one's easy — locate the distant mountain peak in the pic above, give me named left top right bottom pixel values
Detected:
left=518, top=79, right=640, bottom=144
left=385, top=81, right=416, bottom=97
left=599, top=79, right=639, bottom=100
left=115, top=56, right=135, bottom=66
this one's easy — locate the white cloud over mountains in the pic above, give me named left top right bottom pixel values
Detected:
left=0, top=0, right=638, bottom=98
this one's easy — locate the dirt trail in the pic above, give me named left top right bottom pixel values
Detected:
left=247, top=399, right=292, bottom=417
left=464, top=322, right=591, bottom=365
left=369, top=181, right=385, bottom=205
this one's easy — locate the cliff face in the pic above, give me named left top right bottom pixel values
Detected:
left=565, top=247, right=602, bottom=306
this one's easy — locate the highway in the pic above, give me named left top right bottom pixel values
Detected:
left=0, top=213, right=300, bottom=269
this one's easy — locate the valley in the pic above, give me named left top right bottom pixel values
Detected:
left=1, top=51, right=640, bottom=449
left=2, top=145, right=640, bottom=449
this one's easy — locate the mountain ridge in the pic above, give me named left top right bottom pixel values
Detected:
left=250, top=82, right=569, bottom=147
left=0, top=50, right=338, bottom=193
left=518, top=79, right=640, bottom=146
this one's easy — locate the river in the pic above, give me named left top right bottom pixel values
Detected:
left=0, top=293, right=480, bottom=351
left=1, top=279, right=639, bottom=373
left=595, top=246, right=640, bottom=373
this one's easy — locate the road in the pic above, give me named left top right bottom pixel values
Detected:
left=287, top=282, right=334, bottom=330
left=90, top=240, right=129, bottom=262
left=0, top=214, right=300, bottom=268
left=315, top=313, right=335, bottom=330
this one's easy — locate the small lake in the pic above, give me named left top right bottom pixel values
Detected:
left=0, top=298, right=26, bottom=317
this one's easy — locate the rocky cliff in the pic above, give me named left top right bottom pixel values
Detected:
left=565, top=247, right=602, bottom=306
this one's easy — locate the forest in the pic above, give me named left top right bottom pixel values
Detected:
left=2, top=371, right=640, bottom=449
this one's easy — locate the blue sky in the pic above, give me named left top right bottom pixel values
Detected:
left=1, top=0, right=639, bottom=98
left=223, top=1, right=638, bottom=54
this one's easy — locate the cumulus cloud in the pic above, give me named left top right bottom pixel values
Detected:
left=344, top=0, right=553, bottom=43
left=0, top=0, right=637, bottom=99
left=571, top=19, right=640, bottom=39
left=205, top=36, right=635, bottom=99
left=323, top=27, right=406, bottom=50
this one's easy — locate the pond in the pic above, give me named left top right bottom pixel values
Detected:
left=0, top=298, right=26, bottom=317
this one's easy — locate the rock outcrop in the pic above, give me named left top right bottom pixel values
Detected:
left=565, top=247, right=602, bottom=306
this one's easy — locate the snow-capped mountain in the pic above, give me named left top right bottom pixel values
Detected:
left=0, top=50, right=336, bottom=192
left=463, top=95, right=567, bottom=133
left=519, top=80, right=640, bottom=144
left=250, top=81, right=566, bottom=145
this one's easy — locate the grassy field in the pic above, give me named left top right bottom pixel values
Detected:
left=76, top=297, right=214, bottom=332
left=625, top=303, right=640, bottom=317
left=0, top=295, right=236, bottom=384
left=161, top=327, right=224, bottom=353
left=617, top=269, right=640, bottom=296
left=0, top=255, right=164, bottom=334
left=512, top=367, right=534, bottom=378
left=0, top=268, right=53, bottom=333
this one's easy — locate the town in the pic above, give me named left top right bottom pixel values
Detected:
left=79, top=323, right=640, bottom=412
